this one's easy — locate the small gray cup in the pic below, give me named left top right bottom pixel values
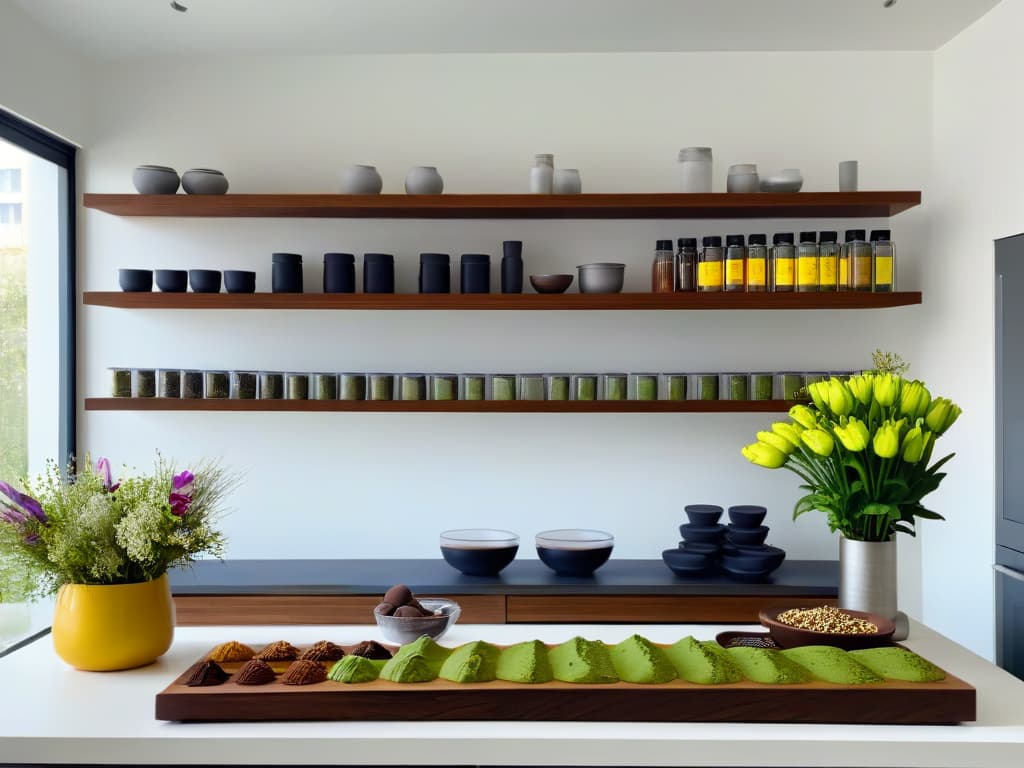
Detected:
left=839, top=160, right=858, bottom=192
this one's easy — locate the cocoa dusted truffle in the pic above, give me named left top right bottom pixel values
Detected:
left=282, top=660, right=327, bottom=686
left=350, top=640, right=393, bottom=660
left=394, top=605, right=425, bottom=618
left=184, top=660, right=229, bottom=687
left=383, top=584, right=413, bottom=607
left=254, top=640, right=299, bottom=661
left=207, top=640, right=255, bottom=663
left=235, top=659, right=276, bottom=685
left=299, top=641, right=346, bottom=662
left=375, top=601, right=396, bottom=616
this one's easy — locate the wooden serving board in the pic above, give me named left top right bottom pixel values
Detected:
left=155, top=644, right=976, bottom=725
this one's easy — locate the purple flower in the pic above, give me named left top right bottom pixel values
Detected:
left=0, top=481, right=47, bottom=523
left=23, top=533, right=40, bottom=545
left=95, top=457, right=121, bottom=493
left=168, top=492, right=192, bottom=517
left=2, top=507, right=29, bottom=525
left=172, top=471, right=195, bottom=496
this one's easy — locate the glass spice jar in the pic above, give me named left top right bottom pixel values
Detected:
left=818, top=231, right=840, bottom=292
left=603, top=373, right=628, bottom=401
left=311, top=372, right=338, bottom=400
left=491, top=374, right=517, bottom=401
left=698, top=236, right=724, bottom=293
left=871, top=229, right=895, bottom=292
left=258, top=371, right=283, bottom=400
left=724, top=234, right=746, bottom=293
left=204, top=370, right=229, bottom=399
left=230, top=371, right=258, bottom=400
left=339, top=373, right=366, bottom=401
left=652, top=239, right=676, bottom=293
left=430, top=374, right=458, bottom=401
left=157, top=369, right=181, bottom=398
left=846, top=229, right=872, bottom=292
left=695, top=373, right=719, bottom=401
left=518, top=373, right=546, bottom=401
left=746, top=234, right=768, bottom=292
left=132, top=369, right=156, bottom=398
left=778, top=372, right=805, bottom=401
left=664, top=373, right=688, bottom=401
left=676, top=237, right=697, bottom=292
left=797, top=231, right=819, bottom=292
left=182, top=369, right=205, bottom=399
left=771, top=233, right=796, bottom=292
left=368, top=373, right=393, bottom=401
left=751, top=372, right=774, bottom=401
left=400, top=374, right=427, bottom=401
left=546, top=374, right=571, bottom=401
left=285, top=372, right=309, bottom=400
left=723, top=373, right=748, bottom=401
left=631, top=373, right=659, bottom=401
left=573, top=374, right=598, bottom=401
left=460, top=374, right=486, bottom=401
left=110, top=368, right=131, bottom=398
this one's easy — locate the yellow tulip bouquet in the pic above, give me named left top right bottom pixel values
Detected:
left=742, top=370, right=961, bottom=542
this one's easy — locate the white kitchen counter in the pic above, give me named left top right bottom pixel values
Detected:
left=1, top=621, right=1023, bottom=767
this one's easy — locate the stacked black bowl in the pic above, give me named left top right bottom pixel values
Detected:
left=661, top=504, right=726, bottom=577
left=720, top=505, right=786, bottom=581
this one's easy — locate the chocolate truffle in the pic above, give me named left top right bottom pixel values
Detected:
left=207, top=640, right=255, bottom=663
left=375, top=601, right=396, bottom=616
left=383, top=584, right=413, bottom=607
left=254, top=640, right=299, bottom=661
left=393, top=605, right=425, bottom=618
left=282, top=660, right=327, bottom=686
left=299, top=641, right=346, bottom=662
left=350, top=640, right=393, bottom=660
left=235, top=658, right=276, bottom=685
left=184, top=660, right=229, bottom=687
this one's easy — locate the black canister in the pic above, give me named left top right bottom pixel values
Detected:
left=501, top=240, right=524, bottom=294
left=272, top=252, right=303, bottom=293
left=364, top=253, right=395, bottom=293
left=323, top=252, right=355, bottom=293
left=419, top=253, right=451, bottom=294
left=460, top=254, right=491, bottom=293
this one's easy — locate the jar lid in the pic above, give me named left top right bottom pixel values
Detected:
left=678, top=237, right=698, bottom=248
left=845, top=229, right=867, bottom=242
left=773, top=233, right=795, bottom=245
left=728, top=163, right=757, bottom=174
left=726, top=234, right=745, bottom=247
left=800, top=231, right=817, bottom=243
left=678, top=147, right=712, bottom=161
left=534, top=154, right=554, bottom=164
left=870, top=229, right=891, bottom=241
left=364, top=252, right=394, bottom=263
left=272, top=252, right=302, bottom=264
left=461, top=253, right=490, bottom=264
left=420, top=252, right=450, bottom=264
left=323, top=252, right=354, bottom=263
left=702, top=236, right=722, bottom=247
left=819, top=231, right=838, bottom=243
left=749, top=234, right=767, bottom=246
left=656, top=239, right=673, bottom=251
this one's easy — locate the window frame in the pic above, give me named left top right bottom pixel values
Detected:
left=0, top=108, right=77, bottom=467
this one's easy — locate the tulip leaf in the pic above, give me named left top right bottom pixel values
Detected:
left=926, top=452, right=956, bottom=474
left=863, top=502, right=898, bottom=518
left=893, top=522, right=917, bottom=537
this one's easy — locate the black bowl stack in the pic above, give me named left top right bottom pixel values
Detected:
left=661, top=504, right=726, bottom=576
left=720, top=505, right=786, bottom=581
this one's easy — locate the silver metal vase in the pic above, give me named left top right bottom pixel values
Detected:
left=838, top=536, right=909, bottom=640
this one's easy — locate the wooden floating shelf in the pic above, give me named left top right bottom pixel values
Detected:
left=82, top=191, right=921, bottom=219
left=82, top=291, right=922, bottom=311
left=85, top=398, right=802, bottom=413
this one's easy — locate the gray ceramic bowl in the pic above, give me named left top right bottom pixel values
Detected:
left=132, top=165, right=180, bottom=195
left=577, top=263, right=625, bottom=294
left=530, top=274, right=574, bottom=294
left=374, top=598, right=460, bottom=644
left=182, top=169, right=229, bottom=195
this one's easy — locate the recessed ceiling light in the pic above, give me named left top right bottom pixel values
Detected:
left=883, top=0, right=897, bottom=7
left=170, top=1, right=188, bottom=12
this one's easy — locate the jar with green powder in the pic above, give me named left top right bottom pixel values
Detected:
left=110, top=368, right=131, bottom=398
left=602, top=373, right=627, bottom=401
left=258, top=371, right=283, bottom=400
left=183, top=369, right=205, bottom=399
left=400, top=374, right=427, bottom=401
left=751, top=372, right=774, bottom=401
left=132, top=369, right=156, bottom=398
left=430, top=374, right=458, bottom=401
left=311, top=372, right=338, bottom=400
left=490, top=374, right=517, bottom=401
left=518, top=373, right=546, bottom=401
left=157, top=369, right=181, bottom=398
left=630, top=373, right=659, bottom=401
left=545, top=374, right=571, bottom=401
left=723, top=372, right=748, bottom=401
left=339, top=373, right=366, bottom=401
left=663, top=373, right=687, bottom=401
left=285, top=372, right=309, bottom=400
left=204, top=370, right=229, bottom=399
left=230, top=371, right=258, bottom=400
left=778, top=372, right=805, bottom=401
left=460, top=373, right=486, bottom=401
left=695, top=373, right=719, bottom=401
left=368, top=373, right=393, bottom=401
left=572, top=374, right=598, bottom=401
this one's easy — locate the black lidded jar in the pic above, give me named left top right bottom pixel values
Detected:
left=364, top=253, right=395, bottom=293
left=501, top=240, right=524, bottom=294
left=419, top=253, right=451, bottom=294
left=461, top=253, right=491, bottom=294
left=323, top=252, right=355, bottom=293
left=272, top=252, right=303, bottom=293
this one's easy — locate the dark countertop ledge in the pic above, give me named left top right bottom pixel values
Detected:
left=169, top=558, right=837, bottom=597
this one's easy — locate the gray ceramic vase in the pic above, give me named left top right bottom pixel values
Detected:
left=405, top=166, right=444, bottom=195
left=132, top=165, right=180, bottom=195
left=340, top=164, right=383, bottom=194
left=181, top=168, right=229, bottom=195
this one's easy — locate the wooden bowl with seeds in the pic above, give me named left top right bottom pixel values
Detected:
left=759, top=605, right=895, bottom=650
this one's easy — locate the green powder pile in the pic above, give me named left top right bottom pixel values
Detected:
left=439, top=641, right=500, bottom=683
left=663, top=637, right=742, bottom=684
left=496, top=640, right=554, bottom=684
left=848, top=647, right=946, bottom=682
left=548, top=637, right=619, bottom=684
left=609, top=634, right=677, bottom=684
left=379, top=636, right=452, bottom=684
left=781, top=646, right=883, bottom=685
left=327, top=655, right=380, bottom=684
left=725, top=647, right=810, bottom=684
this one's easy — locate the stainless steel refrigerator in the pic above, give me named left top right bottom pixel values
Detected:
left=995, top=233, right=1024, bottom=680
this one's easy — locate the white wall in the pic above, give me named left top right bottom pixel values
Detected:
left=78, top=52, right=933, bottom=594
left=921, top=0, right=1024, bottom=659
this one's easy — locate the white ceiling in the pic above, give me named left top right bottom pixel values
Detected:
left=13, top=0, right=1000, bottom=58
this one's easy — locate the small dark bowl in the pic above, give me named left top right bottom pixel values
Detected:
left=224, top=270, right=256, bottom=293
left=721, top=565, right=773, bottom=583
left=662, top=548, right=710, bottom=576
left=680, top=541, right=721, bottom=556
left=155, top=269, right=188, bottom=292
left=685, top=504, right=724, bottom=526
left=759, top=605, right=896, bottom=650
left=189, top=269, right=222, bottom=293
left=440, top=529, right=519, bottom=577
left=728, top=505, right=768, bottom=528
left=118, top=268, right=153, bottom=292
left=735, top=544, right=786, bottom=571
left=722, top=552, right=774, bottom=572
left=536, top=529, right=613, bottom=577
left=725, top=524, right=769, bottom=547
left=530, top=274, right=574, bottom=294
left=678, top=523, right=726, bottom=543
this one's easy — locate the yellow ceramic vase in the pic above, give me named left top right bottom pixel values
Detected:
left=52, top=574, right=175, bottom=671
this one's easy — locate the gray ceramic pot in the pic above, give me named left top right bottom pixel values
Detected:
left=577, top=262, right=625, bottom=293
left=132, top=165, right=180, bottom=195
left=340, top=164, right=383, bottom=194
left=405, top=166, right=444, bottom=195
left=182, top=169, right=229, bottom=195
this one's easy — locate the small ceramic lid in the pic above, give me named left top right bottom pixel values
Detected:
left=728, top=163, right=758, bottom=174
left=678, top=147, right=712, bottom=161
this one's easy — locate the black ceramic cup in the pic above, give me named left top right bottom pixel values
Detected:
left=323, top=253, right=355, bottom=293
left=364, top=253, right=395, bottom=293
left=118, top=269, right=153, bottom=292
left=188, top=269, right=221, bottom=293
left=272, top=252, right=303, bottom=293
left=501, top=240, right=523, bottom=294
left=419, top=253, right=451, bottom=294
left=154, top=269, right=188, bottom=292
left=224, top=270, right=256, bottom=293
left=460, top=253, right=491, bottom=294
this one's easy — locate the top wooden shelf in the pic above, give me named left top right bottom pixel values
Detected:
left=82, top=192, right=921, bottom=220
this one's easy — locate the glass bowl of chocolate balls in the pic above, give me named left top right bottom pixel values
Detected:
left=373, top=584, right=461, bottom=645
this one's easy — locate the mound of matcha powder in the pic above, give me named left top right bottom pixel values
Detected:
left=439, top=641, right=500, bottom=683
left=327, top=655, right=380, bottom=684
left=725, top=646, right=810, bottom=684
left=609, top=635, right=676, bottom=684
left=496, top=640, right=553, bottom=684
left=379, top=636, right=452, bottom=683
left=781, top=645, right=883, bottom=684
left=848, top=647, right=946, bottom=682
left=548, top=636, right=618, bottom=684
left=663, top=637, right=742, bottom=684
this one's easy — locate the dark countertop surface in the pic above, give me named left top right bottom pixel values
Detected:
left=169, top=559, right=838, bottom=596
